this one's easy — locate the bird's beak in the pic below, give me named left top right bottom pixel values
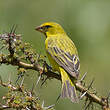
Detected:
left=35, top=26, right=43, bottom=33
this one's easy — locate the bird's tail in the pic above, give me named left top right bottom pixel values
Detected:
left=59, top=67, right=79, bottom=103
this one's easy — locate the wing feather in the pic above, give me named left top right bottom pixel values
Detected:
left=47, top=45, right=80, bottom=79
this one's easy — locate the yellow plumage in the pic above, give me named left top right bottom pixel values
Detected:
left=35, top=22, right=80, bottom=102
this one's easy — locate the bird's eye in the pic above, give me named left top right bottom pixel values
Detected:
left=45, top=25, right=52, bottom=29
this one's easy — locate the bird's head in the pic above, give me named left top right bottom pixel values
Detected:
left=35, top=22, right=65, bottom=37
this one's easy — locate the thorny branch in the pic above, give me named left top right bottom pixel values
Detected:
left=0, top=75, right=54, bottom=110
left=0, top=28, right=109, bottom=110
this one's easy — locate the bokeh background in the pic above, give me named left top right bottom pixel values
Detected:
left=0, top=0, right=110, bottom=110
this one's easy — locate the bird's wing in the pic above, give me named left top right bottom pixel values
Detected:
left=47, top=45, right=80, bottom=79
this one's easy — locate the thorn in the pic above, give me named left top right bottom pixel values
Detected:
left=0, top=75, right=2, bottom=84
left=20, top=77, right=24, bottom=87
left=0, top=46, right=5, bottom=51
left=55, top=94, right=61, bottom=104
left=84, top=101, right=92, bottom=110
left=9, top=25, right=17, bottom=39
left=80, top=72, right=87, bottom=82
left=13, top=25, right=17, bottom=34
left=42, top=101, right=55, bottom=110
left=36, top=75, right=41, bottom=86
left=42, top=100, right=45, bottom=108
left=80, top=91, right=87, bottom=100
left=8, top=73, right=11, bottom=83
left=10, top=24, right=17, bottom=34
left=26, top=107, right=30, bottom=110
left=80, top=78, right=95, bottom=100
left=41, top=76, right=48, bottom=87
left=88, top=78, right=95, bottom=90
left=83, top=98, right=88, bottom=109
left=15, top=76, right=20, bottom=84
left=31, top=83, right=35, bottom=94
left=44, top=104, right=55, bottom=110
left=10, top=25, right=15, bottom=34
left=37, top=54, right=40, bottom=62
left=15, top=73, right=24, bottom=84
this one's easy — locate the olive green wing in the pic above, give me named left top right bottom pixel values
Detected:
left=47, top=45, right=80, bottom=79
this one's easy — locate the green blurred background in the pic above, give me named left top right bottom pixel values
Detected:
left=0, top=0, right=110, bottom=109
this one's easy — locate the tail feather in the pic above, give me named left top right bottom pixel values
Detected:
left=59, top=67, right=78, bottom=103
left=61, top=80, right=79, bottom=103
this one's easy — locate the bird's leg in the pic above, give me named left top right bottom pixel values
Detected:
left=43, top=61, right=52, bottom=72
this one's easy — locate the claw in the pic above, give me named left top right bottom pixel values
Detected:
left=43, top=61, right=52, bottom=72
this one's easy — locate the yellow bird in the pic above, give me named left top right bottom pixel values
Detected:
left=35, top=22, right=80, bottom=102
